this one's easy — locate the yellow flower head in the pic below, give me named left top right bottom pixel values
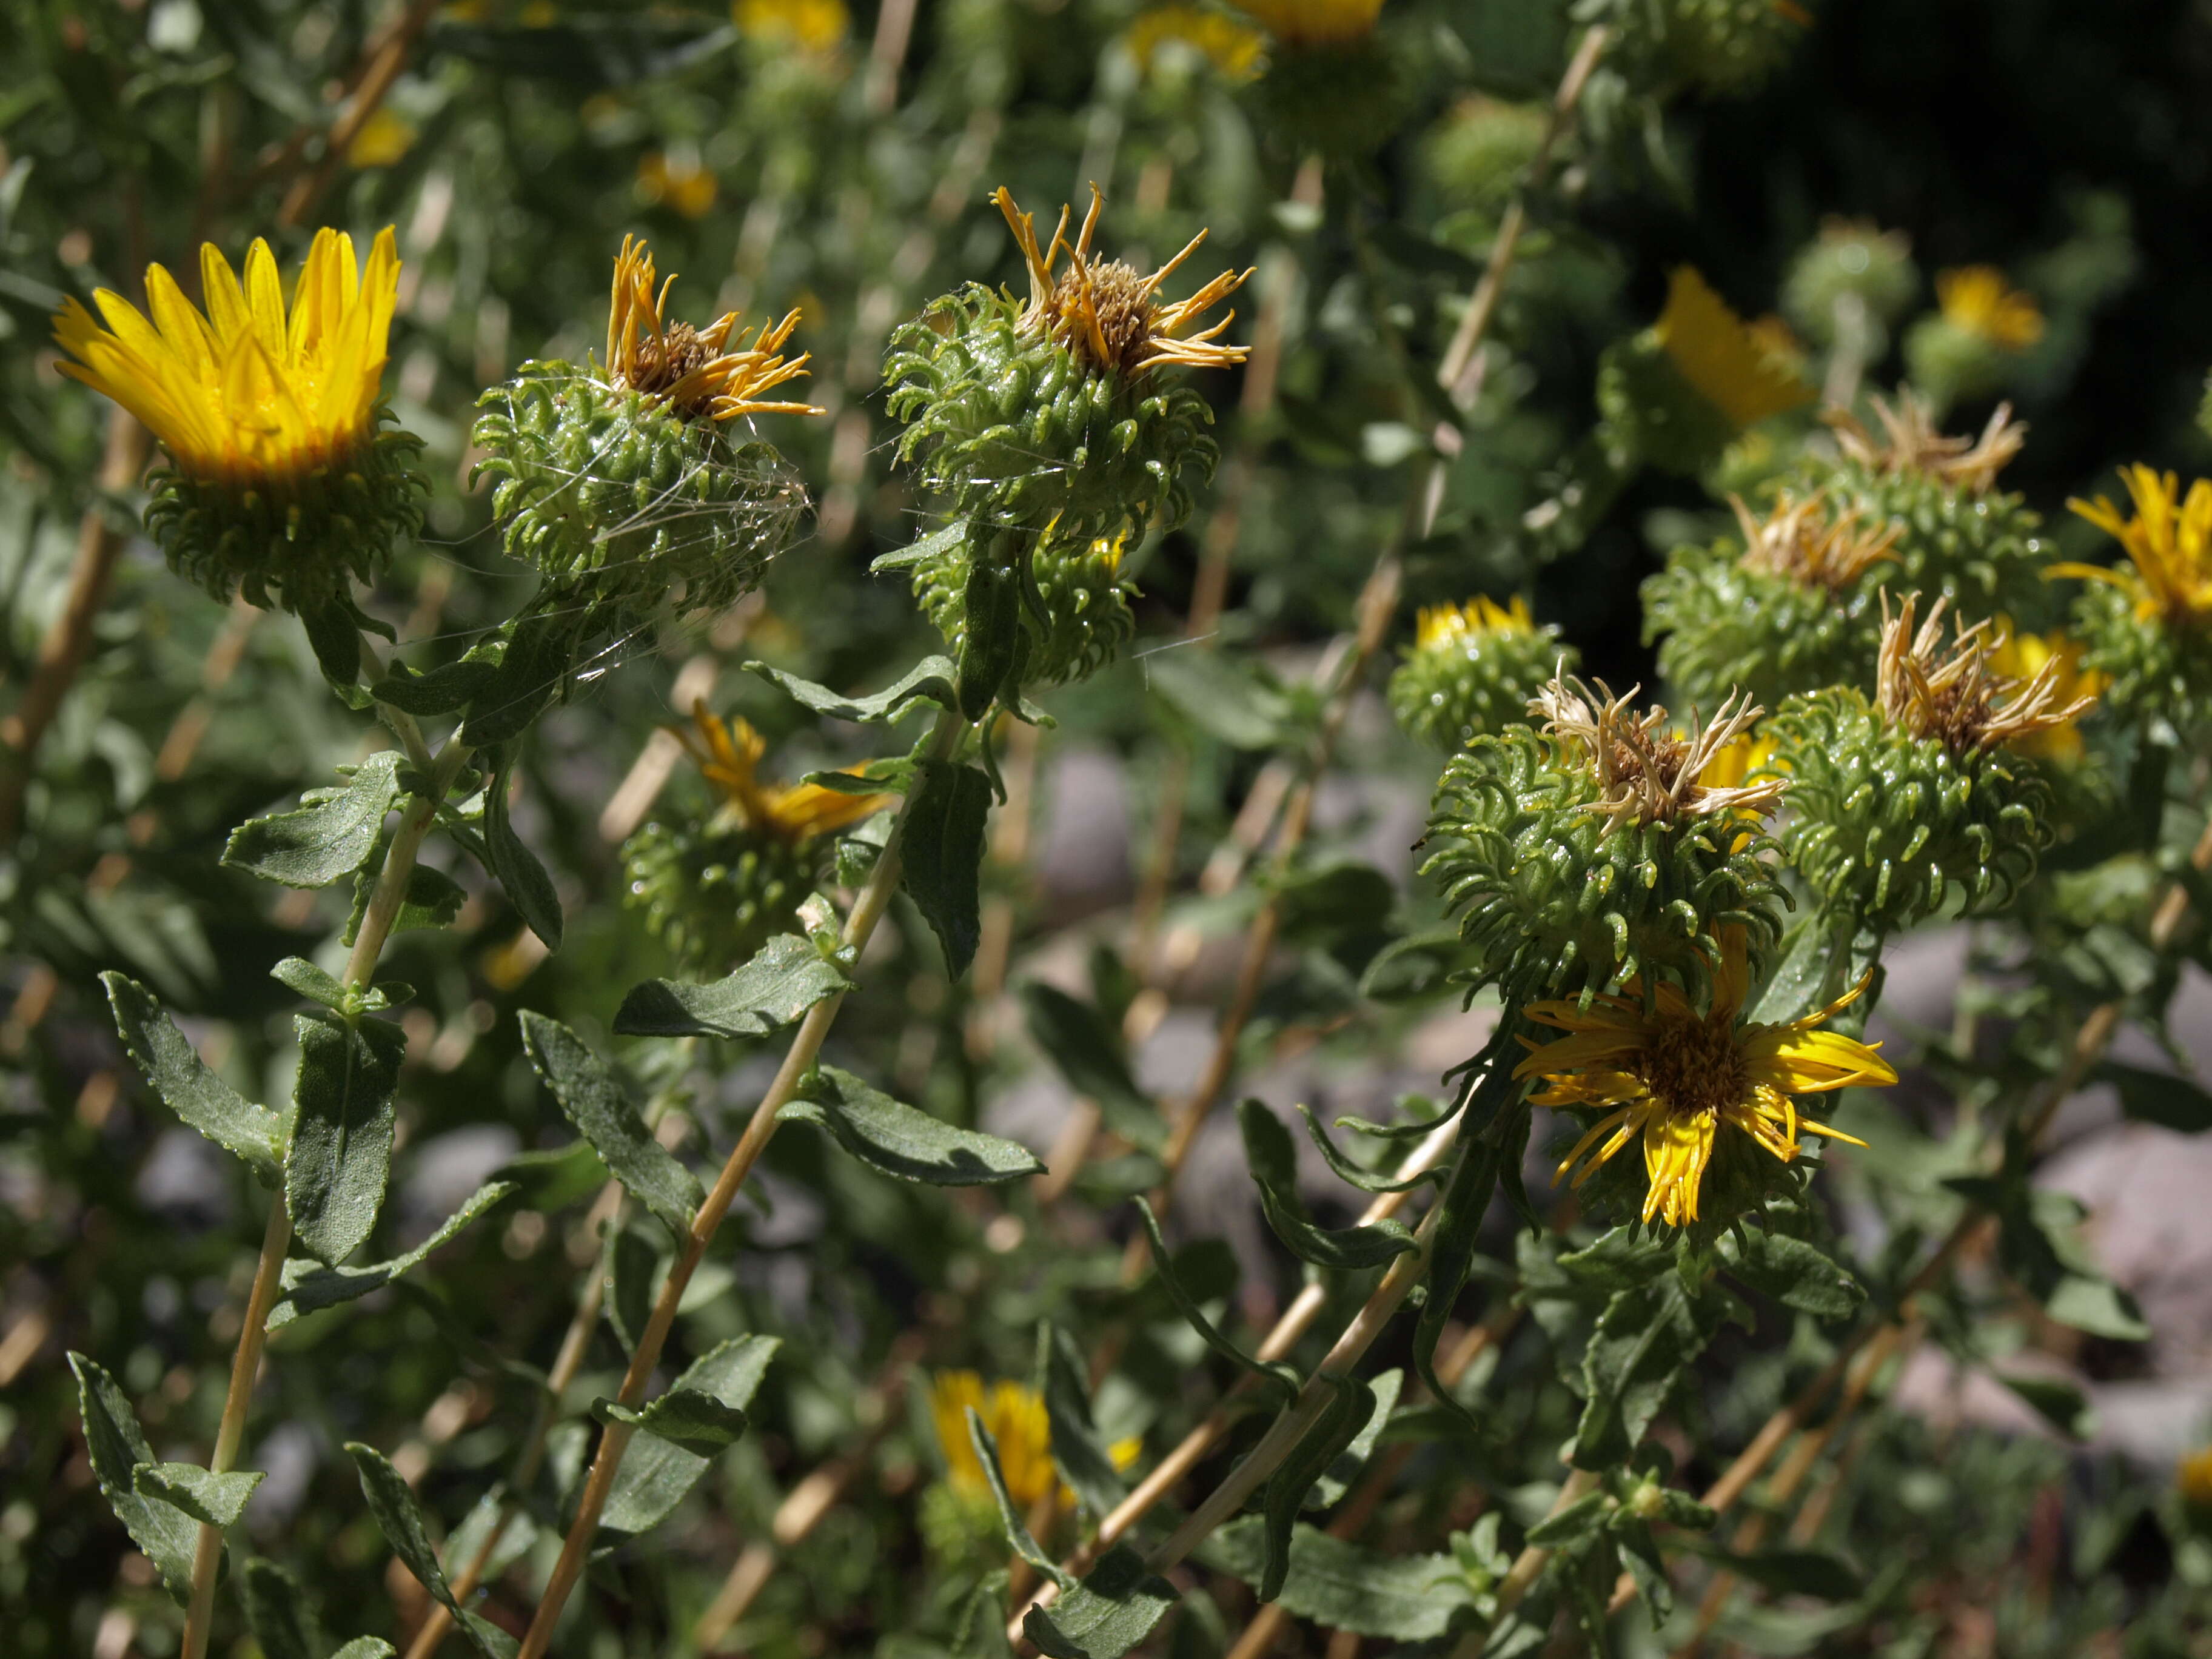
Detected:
left=1875, top=593, right=2099, bottom=757
left=1985, top=620, right=2105, bottom=762
left=1654, top=267, right=1812, bottom=431
left=1825, top=390, right=2025, bottom=496
left=993, top=184, right=1253, bottom=380
left=636, top=152, right=719, bottom=220
left=1415, top=594, right=1533, bottom=652
left=1936, top=265, right=2044, bottom=353
left=1127, top=5, right=1265, bottom=78
left=346, top=107, right=418, bottom=170
left=53, top=227, right=400, bottom=489
left=1732, top=489, right=1899, bottom=593
left=602, top=235, right=822, bottom=421
left=2063, top=464, right=2212, bottom=631
left=1532, top=674, right=1787, bottom=837
left=733, top=0, right=848, bottom=50
left=2179, top=1446, right=2212, bottom=1515
left=674, top=700, right=891, bottom=842
left=1515, top=929, right=1892, bottom=1228
left=930, top=1372, right=1057, bottom=1507
left=1229, top=0, right=1384, bottom=46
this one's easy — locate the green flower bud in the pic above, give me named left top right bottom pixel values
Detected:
left=622, top=819, right=817, bottom=973
left=885, top=187, right=1247, bottom=544
left=1423, top=677, right=1788, bottom=1007
left=1243, top=33, right=1413, bottom=158
left=1801, top=392, right=2055, bottom=628
left=1425, top=97, right=1548, bottom=220
left=1388, top=596, right=1570, bottom=750
left=911, top=526, right=1136, bottom=688
left=1607, top=0, right=1811, bottom=98
left=1644, top=492, right=1897, bottom=709
left=472, top=236, right=819, bottom=624
left=1770, top=595, right=2092, bottom=933
left=1781, top=219, right=1918, bottom=349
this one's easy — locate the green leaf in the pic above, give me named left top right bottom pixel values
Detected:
left=223, top=751, right=402, bottom=888
left=1238, top=1098, right=1420, bottom=1270
left=1998, top=1371, right=2096, bottom=1438
left=1690, top=1541, right=1865, bottom=1601
left=1720, top=1231, right=1865, bottom=1321
left=783, top=1064, right=1044, bottom=1185
left=299, top=598, right=374, bottom=695
left=1021, top=1544, right=1179, bottom=1659
left=2045, top=1273, right=2152, bottom=1342
left=2098, top=1060, right=2212, bottom=1131
left=492, top=1142, right=609, bottom=1212
left=345, top=1443, right=518, bottom=1659
left=443, top=1490, right=537, bottom=1595
left=601, top=1336, right=780, bottom=1538
left=966, top=1409, right=1067, bottom=1584
left=1142, top=648, right=1289, bottom=749
left=344, top=857, right=466, bottom=947
left=870, top=520, right=970, bottom=574
left=330, top=1643, right=398, bottom=1659
left=1133, top=1198, right=1299, bottom=1404
left=1259, top=1374, right=1378, bottom=1601
left=903, top=757, right=993, bottom=977
left=1356, top=925, right=1465, bottom=1004
left=592, top=1389, right=749, bottom=1457
left=614, top=931, right=853, bottom=1041
left=951, top=1570, right=1017, bottom=1659
left=270, top=956, right=407, bottom=1015
left=606, top=1223, right=658, bottom=1353
left=1523, top=1487, right=1610, bottom=1547
left=1205, top=1519, right=1474, bottom=1640
left=131, top=1463, right=263, bottom=1527
left=287, top=1011, right=408, bottom=1264
left=1946, top=1168, right=2153, bottom=1342
left=101, top=971, right=284, bottom=1184
left=1295, top=1104, right=1440, bottom=1195
left=519, top=1013, right=702, bottom=1235
left=1021, top=982, right=1161, bottom=1151
left=1571, top=1273, right=1733, bottom=1470
left=458, top=609, right=572, bottom=748
left=747, top=653, right=960, bottom=725
left=239, top=1559, right=332, bottom=1659
left=1036, top=1323, right=1127, bottom=1519
left=267, top=1181, right=517, bottom=1330
left=482, top=751, right=562, bottom=950
left=1310, top=1368, right=1402, bottom=1508
left=1269, top=860, right=1397, bottom=947
left=371, top=657, right=499, bottom=717
left=69, top=1353, right=199, bottom=1603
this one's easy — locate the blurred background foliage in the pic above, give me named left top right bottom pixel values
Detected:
left=6, top=0, right=2212, bottom=1654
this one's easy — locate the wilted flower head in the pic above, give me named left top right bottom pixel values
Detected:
left=1535, top=674, right=1786, bottom=835
left=674, top=701, right=890, bottom=842
left=1935, top=265, right=2044, bottom=352
left=994, top=184, right=1252, bottom=379
left=602, top=235, right=820, bottom=420
left=1875, top=592, right=2098, bottom=756
left=1516, top=928, right=1891, bottom=1230
left=1732, top=489, right=1899, bottom=592
left=1825, top=392, right=2025, bottom=495
left=2062, top=464, right=2212, bottom=630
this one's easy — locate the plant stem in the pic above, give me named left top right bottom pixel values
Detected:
left=515, top=705, right=968, bottom=1659
left=181, top=713, right=468, bottom=1659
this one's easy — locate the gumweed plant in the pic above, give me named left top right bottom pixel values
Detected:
left=13, top=7, right=2212, bottom=1659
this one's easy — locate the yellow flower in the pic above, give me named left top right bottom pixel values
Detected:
left=602, top=235, right=821, bottom=421
left=1935, top=266, right=2043, bottom=353
left=2179, top=1447, right=2212, bottom=1515
left=930, top=1372, right=1056, bottom=1506
left=1985, top=621, right=2104, bottom=763
left=674, top=701, right=890, bottom=842
left=1415, top=594, right=1533, bottom=652
left=1515, top=930, right=1892, bottom=1228
left=734, top=0, right=848, bottom=50
left=636, top=152, right=719, bottom=220
left=994, top=184, right=1252, bottom=379
left=1229, top=0, right=1384, bottom=47
left=1875, top=593, right=2099, bottom=757
left=1127, top=6, right=1265, bottom=77
left=2062, top=464, right=2212, bottom=631
left=52, top=227, right=400, bottom=489
left=346, top=107, right=417, bottom=169
left=1654, top=267, right=1812, bottom=430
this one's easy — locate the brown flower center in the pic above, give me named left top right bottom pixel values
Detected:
left=1050, top=261, right=1158, bottom=377
left=1638, top=1011, right=1743, bottom=1118
left=618, top=320, right=718, bottom=410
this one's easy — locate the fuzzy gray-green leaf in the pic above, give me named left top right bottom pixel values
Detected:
left=613, top=931, right=853, bottom=1040
left=783, top=1064, right=1044, bottom=1184
left=287, top=1011, right=407, bottom=1264
left=132, top=1463, right=263, bottom=1527
left=748, top=652, right=959, bottom=724
left=1020, top=1544, right=1178, bottom=1659
left=223, top=750, right=402, bottom=888
left=1205, top=1518, right=1476, bottom=1640
left=102, top=971, right=284, bottom=1184
left=70, top=1353, right=199, bottom=1603
left=601, top=1335, right=780, bottom=1538
left=267, top=1180, right=517, bottom=1329
left=902, top=757, right=992, bottom=977
left=346, top=1442, right=518, bottom=1659
left=520, top=1011, right=702, bottom=1235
